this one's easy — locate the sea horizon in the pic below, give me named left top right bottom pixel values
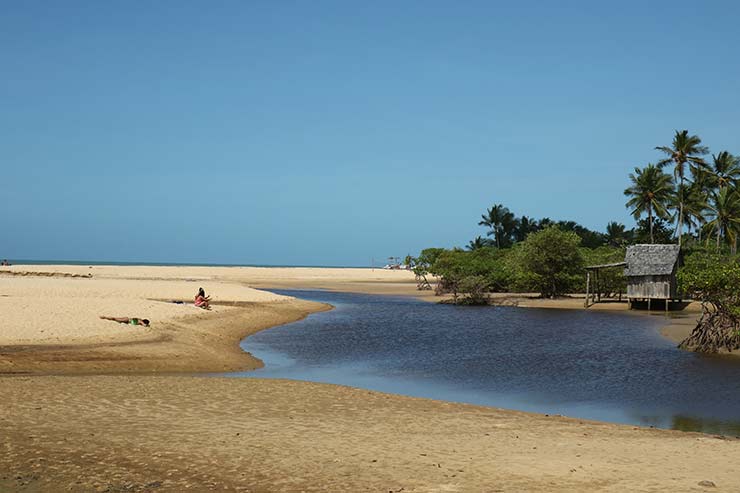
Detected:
left=3, top=259, right=374, bottom=269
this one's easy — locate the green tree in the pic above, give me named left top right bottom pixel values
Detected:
left=624, top=164, right=674, bottom=243
left=669, top=182, right=707, bottom=240
left=678, top=252, right=740, bottom=352
left=466, top=236, right=492, bottom=251
left=410, top=248, right=445, bottom=290
left=518, top=227, right=584, bottom=298
left=605, top=222, right=629, bottom=247
left=634, top=218, right=673, bottom=244
left=704, top=187, right=740, bottom=252
left=709, top=151, right=740, bottom=192
left=513, top=215, right=539, bottom=242
left=555, top=221, right=605, bottom=248
left=478, top=204, right=516, bottom=248
left=655, top=130, right=709, bottom=246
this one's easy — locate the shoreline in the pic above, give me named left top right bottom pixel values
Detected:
left=0, top=298, right=331, bottom=375
left=2, top=265, right=739, bottom=491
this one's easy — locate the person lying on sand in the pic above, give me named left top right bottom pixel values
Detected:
left=99, top=316, right=150, bottom=327
left=194, top=287, right=211, bottom=309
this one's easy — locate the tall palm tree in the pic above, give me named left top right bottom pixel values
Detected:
left=690, top=167, right=714, bottom=242
left=478, top=204, right=516, bottom=248
left=655, top=130, right=709, bottom=246
left=709, top=151, right=740, bottom=192
left=669, top=182, right=707, bottom=240
left=624, top=164, right=674, bottom=243
left=704, top=187, right=740, bottom=252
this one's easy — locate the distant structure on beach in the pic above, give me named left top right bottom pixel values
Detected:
left=624, top=244, right=681, bottom=310
left=382, top=256, right=411, bottom=270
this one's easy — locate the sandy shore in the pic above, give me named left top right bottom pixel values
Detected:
left=3, top=375, right=739, bottom=492
left=0, top=267, right=329, bottom=374
left=1, top=264, right=738, bottom=491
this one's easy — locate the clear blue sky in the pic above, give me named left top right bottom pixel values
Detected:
left=2, top=1, right=739, bottom=266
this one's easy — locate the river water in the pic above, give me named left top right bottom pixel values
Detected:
left=228, top=290, right=740, bottom=434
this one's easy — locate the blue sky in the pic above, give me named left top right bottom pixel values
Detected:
left=2, top=1, right=739, bottom=266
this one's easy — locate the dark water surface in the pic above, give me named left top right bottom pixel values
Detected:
left=228, top=290, right=740, bottom=434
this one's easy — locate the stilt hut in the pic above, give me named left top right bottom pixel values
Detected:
left=624, top=244, right=681, bottom=311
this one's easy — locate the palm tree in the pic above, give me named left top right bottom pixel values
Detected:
left=669, top=182, right=707, bottom=240
left=704, top=187, right=740, bottom=252
left=478, top=204, right=516, bottom=248
left=537, top=217, right=554, bottom=229
left=605, top=221, right=628, bottom=247
left=466, top=236, right=491, bottom=251
left=655, top=130, right=709, bottom=246
left=709, top=151, right=740, bottom=192
left=513, top=215, right=539, bottom=242
left=624, top=164, right=674, bottom=243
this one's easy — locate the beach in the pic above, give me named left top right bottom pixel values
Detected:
left=1, top=264, right=737, bottom=492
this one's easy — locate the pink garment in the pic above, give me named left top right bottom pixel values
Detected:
left=194, top=295, right=207, bottom=307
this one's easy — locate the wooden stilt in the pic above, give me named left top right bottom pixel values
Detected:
left=585, top=271, right=590, bottom=308
left=648, top=298, right=651, bottom=312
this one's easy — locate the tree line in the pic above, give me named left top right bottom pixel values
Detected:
left=410, top=129, right=740, bottom=305
left=626, top=130, right=739, bottom=250
left=408, top=129, right=740, bottom=353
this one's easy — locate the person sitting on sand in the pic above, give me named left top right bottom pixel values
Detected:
left=194, top=287, right=211, bottom=309
left=99, top=316, right=150, bottom=327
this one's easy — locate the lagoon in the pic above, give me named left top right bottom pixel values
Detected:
left=230, top=290, right=740, bottom=435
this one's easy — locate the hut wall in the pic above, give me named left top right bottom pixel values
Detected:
left=626, top=275, right=676, bottom=299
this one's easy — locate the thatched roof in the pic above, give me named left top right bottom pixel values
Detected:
left=624, top=244, right=680, bottom=277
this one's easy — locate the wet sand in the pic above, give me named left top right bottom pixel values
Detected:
left=1, top=265, right=738, bottom=492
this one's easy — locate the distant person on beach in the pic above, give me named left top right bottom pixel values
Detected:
left=99, top=316, right=150, bottom=327
left=1, top=259, right=9, bottom=266
left=194, top=287, right=211, bottom=309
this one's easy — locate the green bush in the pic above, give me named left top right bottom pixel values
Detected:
left=678, top=251, right=740, bottom=316
left=518, top=227, right=584, bottom=298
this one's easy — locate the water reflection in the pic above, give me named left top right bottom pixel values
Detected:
left=226, top=290, right=740, bottom=435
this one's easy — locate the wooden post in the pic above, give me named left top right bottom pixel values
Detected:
left=665, top=299, right=669, bottom=315
left=585, top=271, right=590, bottom=308
left=647, top=298, right=651, bottom=312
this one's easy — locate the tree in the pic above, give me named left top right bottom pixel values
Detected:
left=634, top=218, right=673, bottom=244
left=466, top=236, right=492, bottom=251
left=624, top=164, right=674, bottom=243
left=709, top=151, right=740, bottom=192
left=704, top=187, right=740, bottom=252
left=605, top=222, right=629, bottom=247
left=518, top=227, right=584, bottom=298
left=678, top=253, right=740, bottom=353
left=410, top=248, right=445, bottom=290
left=555, top=220, right=605, bottom=248
left=478, top=204, right=516, bottom=248
left=669, top=182, right=707, bottom=240
left=513, top=215, right=539, bottom=242
left=655, top=130, right=709, bottom=246
left=429, top=249, right=495, bottom=303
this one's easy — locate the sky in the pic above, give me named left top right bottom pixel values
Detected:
left=2, top=1, right=739, bottom=266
